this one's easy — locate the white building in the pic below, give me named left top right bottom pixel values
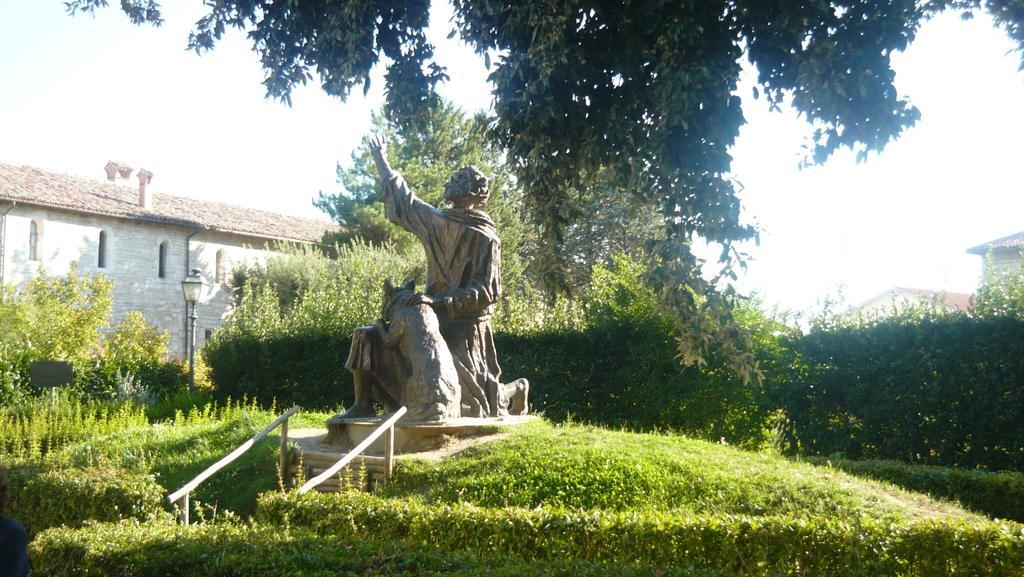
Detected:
left=0, top=162, right=336, bottom=356
left=968, top=231, right=1024, bottom=279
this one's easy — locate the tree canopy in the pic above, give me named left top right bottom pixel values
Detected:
left=67, top=0, right=1024, bottom=378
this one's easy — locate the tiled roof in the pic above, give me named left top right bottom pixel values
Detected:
left=967, top=231, right=1024, bottom=255
left=0, top=163, right=337, bottom=244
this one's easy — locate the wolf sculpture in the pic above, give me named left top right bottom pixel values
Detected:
left=375, top=278, right=462, bottom=422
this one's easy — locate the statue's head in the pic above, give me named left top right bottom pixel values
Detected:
left=444, top=166, right=489, bottom=208
left=381, top=277, right=417, bottom=319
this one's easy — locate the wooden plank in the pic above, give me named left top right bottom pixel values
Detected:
left=298, top=407, right=406, bottom=494
left=168, top=405, right=301, bottom=503
left=180, top=494, right=189, bottom=525
left=384, top=424, right=395, bottom=482
left=279, top=418, right=290, bottom=489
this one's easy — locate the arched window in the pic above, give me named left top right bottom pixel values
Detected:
left=158, top=241, right=168, bottom=278
left=28, top=220, right=40, bottom=261
left=215, top=249, right=227, bottom=283
left=98, top=230, right=108, bottom=268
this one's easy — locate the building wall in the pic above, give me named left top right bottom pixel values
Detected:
left=982, top=248, right=1022, bottom=279
left=0, top=204, right=277, bottom=356
left=186, top=230, right=276, bottom=355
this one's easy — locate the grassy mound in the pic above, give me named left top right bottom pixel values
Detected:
left=57, top=411, right=279, bottom=514
left=253, top=421, right=1024, bottom=576
left=384, top=420, right=980, bottom=522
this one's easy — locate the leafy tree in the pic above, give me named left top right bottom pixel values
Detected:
left=315, top=101, right=529, bottom=292
left=5, top=266, right=113, bottom=365
left=550, top=174, right=664, bottom=292
left=68, top=0, right=1024, bottom=379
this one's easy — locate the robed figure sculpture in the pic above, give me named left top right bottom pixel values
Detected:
left=339, top=134, right=528, bottom=423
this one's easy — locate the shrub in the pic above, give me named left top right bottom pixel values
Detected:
left=498, top=324, right=781, bottom=447
left=805, top=457, right=1024, bottom=523
left=67, top=312, right=188, bottom=402
left=2, top=461, right=167, bottom=535
left=0, top=341, right=30, bottom=406
left=773, top=315, right=1024, bottom=470
left=104, top=311, right=172, bottom=370
left=31, top=521, right=696, bottom=577
left=202, top=294, right=353, bottom=408
left=0, top=268, right=112, bottom=402
left=257, top=491, right=1024, bottom=576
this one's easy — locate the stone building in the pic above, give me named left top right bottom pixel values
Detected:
left=0, top=162, right=336, bottom=356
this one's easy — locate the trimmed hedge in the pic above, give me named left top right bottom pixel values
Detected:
left=2, top=461, right=167, bottom=535
left=495, top=324, right=775, bottom=447
left=203, top=328, right=353, bottom=409
left=257, top=491, right=1024, bottom=576
left=31, top=521, right=707, bottom=577
left=776, top=316, right=1024, bottom=470
left=806, top=457, right=1024, bottom=523
left=202, top=323, right=774, bottom=447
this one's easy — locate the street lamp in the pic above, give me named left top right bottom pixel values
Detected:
left=181, top=268, right=205, bottom=394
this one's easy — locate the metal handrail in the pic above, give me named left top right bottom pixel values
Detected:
left=168, top=404, right=301, bottom=524
left=298, top=406, right=407, bottom=494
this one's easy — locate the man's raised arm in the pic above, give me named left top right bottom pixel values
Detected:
left=369, top=132, right=393, bottom=180
left=368, top=132, right=445, bottom=239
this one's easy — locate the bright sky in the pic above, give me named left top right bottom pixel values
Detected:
left=1, top=2, right=1022, bottom=314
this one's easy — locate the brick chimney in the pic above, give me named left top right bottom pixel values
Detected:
left=137, top=169, right=154, bottom=210
left=104, top=161, right=133, bottom=182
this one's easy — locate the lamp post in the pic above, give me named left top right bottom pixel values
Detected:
left=181, top=268, right=205, bottom=394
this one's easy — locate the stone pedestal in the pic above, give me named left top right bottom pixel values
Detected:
left=324, top=414, right=535, bottom=454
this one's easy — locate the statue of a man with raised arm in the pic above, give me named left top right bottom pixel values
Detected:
left=340, top=134, right=528, bottom=421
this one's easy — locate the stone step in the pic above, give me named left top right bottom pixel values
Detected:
left=289, top=451, right=387, bottom=493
